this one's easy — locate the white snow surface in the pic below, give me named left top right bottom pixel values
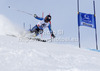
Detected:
left=0, top=35, right=100, bottom=71
left=0, top=15, right=100, bottom=71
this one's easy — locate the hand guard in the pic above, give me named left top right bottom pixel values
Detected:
left=51, top=33, right=55, bottom=38
left=34, top=14, right=37, bottom=18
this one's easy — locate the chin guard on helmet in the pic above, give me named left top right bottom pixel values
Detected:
left=45, top=15, right=51, bottom=22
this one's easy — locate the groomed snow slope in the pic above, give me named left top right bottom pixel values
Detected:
left=0, top=35, right=100, bottom=71
left=0, top=14, right=100, bottom=71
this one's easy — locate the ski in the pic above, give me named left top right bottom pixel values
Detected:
left=6, top=34, right=47, bottom=42
left=27, top=37, right=47, bottom=42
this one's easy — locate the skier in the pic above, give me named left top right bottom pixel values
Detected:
left=30, top=14, right=55, bottom=38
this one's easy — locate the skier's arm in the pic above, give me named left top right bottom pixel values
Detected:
left=34, top=14, right=43, bottom=20
left=48, top=24, right=55, bottom=38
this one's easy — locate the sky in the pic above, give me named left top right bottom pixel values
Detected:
left=0, top=0, right=100, bottom=49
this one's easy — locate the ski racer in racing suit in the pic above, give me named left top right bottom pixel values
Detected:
left=30, top=14, right=55, bottom=38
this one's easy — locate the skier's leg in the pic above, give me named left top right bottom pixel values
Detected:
left=30, top=25, right=40, bottom=37
left=30, top=25, right=38, bottom=33
left=30, top=25, right=43, bottom=37
left=35, top=29, right=43, bottom=36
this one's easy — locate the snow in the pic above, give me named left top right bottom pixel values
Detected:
left=0, top=35, right=100, bottom=71
left=0, top=15, right=100, bottom=71
left=0, top=14, right=23, bottom=36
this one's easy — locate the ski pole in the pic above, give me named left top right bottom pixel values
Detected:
left=8, top=6, right=34, bottom=17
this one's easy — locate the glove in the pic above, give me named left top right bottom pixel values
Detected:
left=51, top=33, right=55, bottom=38
left=34, top=14, right=37, bottom=18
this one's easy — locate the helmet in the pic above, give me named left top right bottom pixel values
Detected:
left=45, top=15, right=51, bottom=22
